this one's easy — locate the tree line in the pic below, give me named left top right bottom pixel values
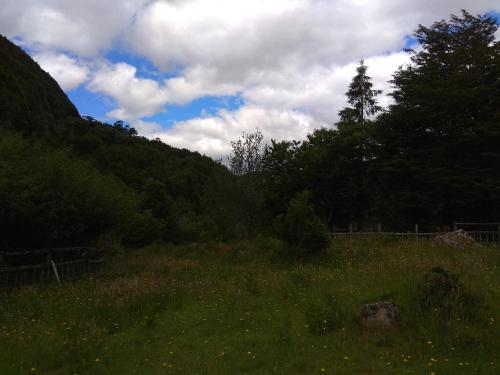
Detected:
left=0, top=11, right=498, bottom=255
left=0, top=33, right=249, bottom=251
left=230, top=11, right=500, bottom=237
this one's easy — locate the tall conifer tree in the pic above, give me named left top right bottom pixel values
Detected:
left=339, top=60, right=382, bottom=124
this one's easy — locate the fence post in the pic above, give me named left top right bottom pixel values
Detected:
left=50, top=260, right=61, bottom=286
left=454, top=222, right=457, bottom=231
left=46, top=251, right=61, bottom=285
left=378, top=223, right=382, bottom=232
left=349, top=223, right=353, bottom=233
left=0, top=252, right=3, bottom=285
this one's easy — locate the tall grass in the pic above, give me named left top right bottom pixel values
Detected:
left=1, top=238, right=499, bottom=374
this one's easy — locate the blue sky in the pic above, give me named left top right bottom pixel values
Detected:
left=68, top=78, right=245, bottom=128
left=1, top=1, right=499, bottom=157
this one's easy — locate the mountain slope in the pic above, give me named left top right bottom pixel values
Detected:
left=0, top=35, right=79, bottom=132
left=0, top=35, right=243, bottom=250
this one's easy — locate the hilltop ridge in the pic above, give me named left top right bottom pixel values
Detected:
left=0, top=35, right=79, bottom=131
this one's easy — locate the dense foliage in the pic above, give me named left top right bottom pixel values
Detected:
left=372, top=11, right=500, bottom=227
left=279, top=191, right=330, bottom=258
left=262, top=11, right=500, bottom=231
left=0, top=36, right=245, bottom=250
left=0, top=10, right=498, bottom=252
left=0, top=133, right=155, bottom=250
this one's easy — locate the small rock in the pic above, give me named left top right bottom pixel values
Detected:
left=362, top=301, right=398, bottom=329
left=434, top=230, right=478, bottom=249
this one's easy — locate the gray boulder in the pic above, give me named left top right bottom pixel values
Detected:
left=362, top=301, right=399, bottom=329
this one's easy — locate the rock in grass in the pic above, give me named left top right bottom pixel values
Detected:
left=434, top=230, right=478, bottom=249
left=361, top=301, right=399, bottom=330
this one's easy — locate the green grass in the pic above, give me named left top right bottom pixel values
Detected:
left=1, top=237, right=499, bottom=374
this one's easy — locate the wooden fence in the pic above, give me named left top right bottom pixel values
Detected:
left=330, top=231, right=500, bottom=244
left=0, top=247, right=104, bottom=287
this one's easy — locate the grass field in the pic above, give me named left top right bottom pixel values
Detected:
left=1, top=237, right=499, bottom=374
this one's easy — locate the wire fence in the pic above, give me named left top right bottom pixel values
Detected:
left=0, top=247, right=104, bottom=287
left=330, top=230, right=500, bottom=244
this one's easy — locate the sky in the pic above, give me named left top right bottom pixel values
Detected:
left=1, top=1, right=499, bottom=159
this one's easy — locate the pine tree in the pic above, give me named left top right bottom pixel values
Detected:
left=339, top=60, right=382, bottom=124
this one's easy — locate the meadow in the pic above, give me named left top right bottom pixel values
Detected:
left=0, top=237, right=499, bottom=374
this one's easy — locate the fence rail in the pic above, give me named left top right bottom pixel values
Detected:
left=0, top=247, right=104, bottom=286
left=330, top=231, right=500, bottom=243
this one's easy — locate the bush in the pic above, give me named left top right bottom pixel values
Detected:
left=304, top=293, right=344, bottom=335
left=414, top=267, right=481, bottom=321
left=279, top=191, right=330, bottom=258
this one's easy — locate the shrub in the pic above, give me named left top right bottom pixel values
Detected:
left=414, top=267, right=480, bottom=321
left=304, top=293, right=344, bottom=335
left=279, top=191, right=330, bottom=258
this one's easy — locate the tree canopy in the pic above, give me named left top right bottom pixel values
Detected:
left=0, top=10, right=498, bottom=252
left=262, top=11, right=499, bottom=231
left=372, top=10, right=500, bottom=226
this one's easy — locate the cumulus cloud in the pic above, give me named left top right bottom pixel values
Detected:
left=131, top=119, right=164, bottom=136
left=87, top=62, right=169, bottom=120
left=129, top=0, right=498, bottom=86
left=82, top=49, right=409, bottom=158
left=34, top=53, right=89, bottom=90
left=144, top=51, right=411, bottom=158
left=120, top=0, right=498, bottom=157
left=84, top=62, right=241, bottom=121
left=2, top=0, right=498, bottom=157
left=242, top=51, right=411, bottom=123
left=0, top=0, right=150, bottom=56
left=152, top=104, right=321, bottom=159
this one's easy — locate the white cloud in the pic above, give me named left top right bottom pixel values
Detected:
left=242, top=51, right=411, bottom=123
left=122, top=0, right=498, bottom=157
left=82, top=49, right=409, bottom=158
left=145, top=51, right=411, bottom=158
left=87, top=62, right=169, bottom=120
left=131, top=119, right=163, bottom=136
left=152, top=104, right=321, bottom=159
left=129, top=0, right=498, bottom=85
left=161, top=67, right=242, bottom=105
left=2, top=0, right=498, bottom=158
left=33, top=53, right=89, bottom=90
left=0, top=0, right=150, bottom=56
left=85, top=62, right=240, bottom=121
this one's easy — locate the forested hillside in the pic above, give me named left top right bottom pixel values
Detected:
left=0, top=36, right=244, bottom=251
left=0, top=35, right=79, bottom=132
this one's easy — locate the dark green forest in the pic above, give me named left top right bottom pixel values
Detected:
left=0, top=33, right=247, bottom=250
left=0, top=10, right=499, bottom=252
